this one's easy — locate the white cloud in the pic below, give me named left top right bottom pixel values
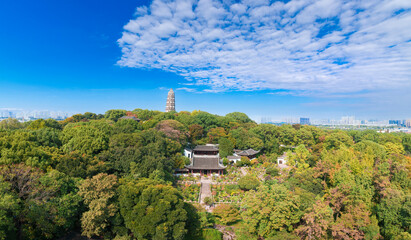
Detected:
left=117, top=0, right=411, bottom=95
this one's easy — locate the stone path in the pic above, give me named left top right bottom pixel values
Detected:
left=199, top=177, right=212, bottom=204
left=240, top=167, right=248, bottom=176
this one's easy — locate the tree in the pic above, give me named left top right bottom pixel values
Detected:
left=324, top=132, right=353, bottom=150
left=133, top=109, right=161, bottom=121
left=56, top=151, right=107, bottom=178
left=241, top=183, right=302, bottom=238
left=188, top=124, right=204, bottom=143
left=384, top=142, right=405, bottom=155
left=175, top=112, right=195, bottom=126
left=296, top=128, right=315, bottom=147
left=331, top=203, right=380, bottom=240
left=155, top=120, right=189, bottom=144
left=62, top=123, right=109, bottom=155
left=402, top=134, right=411, bottom=153
left=250, top=124, right=279, bottom=154
left=235, top=156, right=251, bottom=167
left=204, top=196, right=214, bottom=206
left=0, top=165, right=81, bottom=239
left=279, top=125, right=297, bottom=146
left=213, top=204, right=241, bottom=225
left=286, top=145, right=310, bottom=172
left=225, top=112, right=253, bottom=123
left=0, top=118, right=23, bottom=130
left=207, top=127, right=227, bottom=144
left=0, top=178, right=20, bottom=240
left=118, top=178, right=188, bottom=240
left=78, top=173, right=119, bottom=238
left=238, top=175, right=260, bottom=191
left=376, top=187, right=409, bottom=239
left=193, top=112, right=219, bottom=130
left=295, top=200, right=333, bottom=240
left=247, top=137, right=264, bottom=150
left=219, top=137, right=234, bottom=158
left=113, top=118, right=141, bottom=134
left=105, top=109, right=127, bottom=122
left=33, top=127, right=62, bottom=147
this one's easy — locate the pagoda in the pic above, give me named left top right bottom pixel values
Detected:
left=165, top=89, right=175, bottom=112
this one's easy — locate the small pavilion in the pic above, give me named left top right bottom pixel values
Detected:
left=234, top=148, right=260, bottom=159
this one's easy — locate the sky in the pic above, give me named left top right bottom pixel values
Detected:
left=1, top=0, right=410, bottom=121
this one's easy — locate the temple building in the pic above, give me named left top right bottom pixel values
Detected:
left=233, top=148, right=260, bottom=159
left=226, top=148, right=260, bottom=164
left=119, top=116, right=140, bottom=122
left=165, top=88, right=175, bottom=112
left=185, top=144, right=226, bottom=175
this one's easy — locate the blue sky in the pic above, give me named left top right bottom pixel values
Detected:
left=1, top=0, right=410, bottom=121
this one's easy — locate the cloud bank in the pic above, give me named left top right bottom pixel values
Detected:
left=118, top=0, right=411, bottom=94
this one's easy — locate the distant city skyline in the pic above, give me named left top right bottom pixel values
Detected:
left=1, top=107, right=411, bottom=128
left=1, top=0, right=410, bottom=119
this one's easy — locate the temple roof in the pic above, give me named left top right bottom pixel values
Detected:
left=119, top=116, right=141, bottom=121
left=227, top=156, right=241, bottom=160
left=236, top=148, right=260, bottom=156
left=193, top=145, right=219, bottom=151
left=186, top=156, right=225, bottom=170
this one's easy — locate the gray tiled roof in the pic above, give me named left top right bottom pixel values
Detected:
left=237, top=148, right=260, bottom=156
left=193, top=145, right=219, bottom=151
left=119, top=116, right=141, bottom=121
left=186, top=156, right=225, bottom=170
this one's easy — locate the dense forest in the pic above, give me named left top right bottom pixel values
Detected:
left=0, top=109, right=410, bottom=240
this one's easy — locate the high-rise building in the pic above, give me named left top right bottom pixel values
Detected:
left=300, top=117, right=310, bottom=125
left=406, top=119, right=411, bottom=128
left=389, top=120, right=402, bottom=126
left=165, top=88, right=175, bottom=112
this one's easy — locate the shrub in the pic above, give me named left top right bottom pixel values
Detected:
left=204, top=196, right=214, bottom=206
left=238, top=175, right=260, bottom=191
left=266, top=167, right=280, bottom=177
left=202, top=229, right=223, bottom=240
left=222, top=158, right=229, bottom=166
left=213, top=204, right=241, bottom=225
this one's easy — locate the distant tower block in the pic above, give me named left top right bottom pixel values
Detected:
left=165, top=88, right=175, bottom=112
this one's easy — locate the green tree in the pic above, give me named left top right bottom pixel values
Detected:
left=193, top=112, right=219, bottom=130
left=62, top=123, right=109, bottom=155
left=33, top=127, right=62, bottom=147
left=0, top=178, right=20, bottom=240
left=118, top=178, right=188, bottom=240
left=279, top=125, right=297, bottom=146
left=0, top=118, right=23, bottom=130
left=324, top=131, right=353, bottom=150
left=56, top=151, right=107, bottom=178
left=219, top=137, right=234, bottom=158
left=286, top=145, right=310, bottom=172
left=78, top=173, right=119, bottom=238
left=241, top=183, right=302, bottom=238
left=188, top=124, right=204, bottom=143
left=384, top=142, right=405, bottom=155
left=207, top=127, right=227, bottom=143
left=402, top=134, right=411, bottom=153
left=105, top=109, right=127, bottom=122
left=225, top=112, right=253, bottom=123
left=213, top=204, right=241, bottom=225
left=376, top=187, right=410, bottom=239
left=238, top=175, right=260, bottom=191
left=250, top=124, right=280, bottom=154
left=0, top=165, right=81, bottom=239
